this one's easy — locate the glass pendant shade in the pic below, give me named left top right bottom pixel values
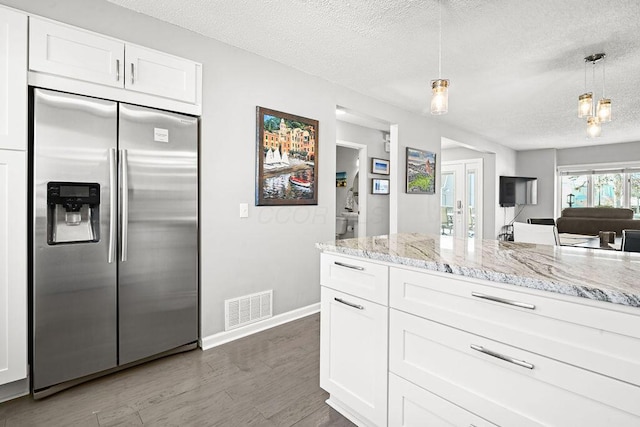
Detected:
left=578, top=93, right=593, bottom=118
left=431, top=79, right=449, bottom=115
left=597, top=98, right=612, bottom=122
left=587, top=116, right=601, bottom=138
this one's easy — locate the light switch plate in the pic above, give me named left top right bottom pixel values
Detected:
left=239, top=203, right=249, bottom=218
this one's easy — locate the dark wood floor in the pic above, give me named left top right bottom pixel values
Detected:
left=0, top=313, right=354, bottom=426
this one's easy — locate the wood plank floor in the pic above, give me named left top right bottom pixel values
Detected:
left=0, top=313, right=354, bottom=426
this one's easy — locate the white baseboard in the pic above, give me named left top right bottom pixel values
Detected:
left=0, top=378, right=29, bottom=404
left=200, top=303, right=320, bottom=350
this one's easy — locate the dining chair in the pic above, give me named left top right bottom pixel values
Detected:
left=527, top=218, right=556, bottom=226
left=513, top=222, right=559, bottom=245
left=621, top=229, right=640, bottom=253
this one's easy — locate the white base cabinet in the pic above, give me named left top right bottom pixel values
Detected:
left=0, top=150, right=27, bottom=386
left=320, top=254, right=388, bottom=427
left=319, top=252, right=640, bottom=427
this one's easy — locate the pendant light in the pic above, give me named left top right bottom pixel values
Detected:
left=577, top=53, right=612, bottom=138
left=587, top=116, right=601, bottom=138
left=596, top=56, right=612, bottom=122
left=431, top=0, right=449, bottom=115
left=577, top=60, right=592, bottom=118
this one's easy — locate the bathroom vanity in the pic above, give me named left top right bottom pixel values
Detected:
left=317, top=233, right=640, bottom=426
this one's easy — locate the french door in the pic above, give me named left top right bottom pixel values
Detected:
left=441, top=159, right=483, bottom=239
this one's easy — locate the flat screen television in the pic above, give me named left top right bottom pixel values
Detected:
left=499, top=176, right=538, bottom=207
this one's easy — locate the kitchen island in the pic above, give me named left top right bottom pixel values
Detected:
left=317, top=233, right=640, bottom=426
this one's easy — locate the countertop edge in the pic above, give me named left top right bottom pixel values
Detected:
left=316, top=242, right=640, bottom=309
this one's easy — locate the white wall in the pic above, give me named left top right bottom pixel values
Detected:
left=336, top=121, right=390, bottom=236
left=515, top=149, right=557, bottom=222
left=557, top=141, right=640, bottom=167
left=5, top=0, right=441, bottom=338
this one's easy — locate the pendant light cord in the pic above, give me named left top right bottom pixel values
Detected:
left=438, top=0, right=442, bottom=79
left=602, top=58, right=606, bottom=98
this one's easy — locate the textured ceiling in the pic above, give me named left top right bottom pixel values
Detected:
left=106, top=0, right=640, bottom=151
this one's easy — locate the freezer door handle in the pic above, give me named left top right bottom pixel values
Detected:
left=120, top=148, right=129, bottom=262
left=108, top=148, right=117, bottom=263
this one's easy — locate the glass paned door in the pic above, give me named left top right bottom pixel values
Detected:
left=441, top=159, right=483, bottom=239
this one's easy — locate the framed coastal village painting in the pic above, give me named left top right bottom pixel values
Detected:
left=406, top=147, right=436, bottom=194
left=256, top=107, right=319, bottom=206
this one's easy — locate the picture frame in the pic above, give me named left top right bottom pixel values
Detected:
left=406, top=147, right=436, bottom=194
left=371, top=178, right=390, bottom=195
left=336, top=171, right=347, bottom=187
left=371, top=157, right=390, bottom=175
left=255, top=106, right=319, bottom=206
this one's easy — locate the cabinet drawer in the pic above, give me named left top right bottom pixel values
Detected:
left=320, top=286, right=388, bottom=427
left=389, top=373, right=497, bottom=427
left=390, top=267, right=640, bottom=387
left=29, top=17, right=124, bottom=88
left=321, top=253, right=388, bottom=305
left=390, top=309, right=640, bottom=426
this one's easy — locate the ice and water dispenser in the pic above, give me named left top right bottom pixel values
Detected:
left=47, top=182, right=101, bottom=245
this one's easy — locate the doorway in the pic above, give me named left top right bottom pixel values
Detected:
left=336, top=140, right=367, bottom=239
left=441, top=159, right=483, bottom=239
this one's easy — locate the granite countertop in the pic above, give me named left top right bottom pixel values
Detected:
left=316, top=233, right=640, bottom=308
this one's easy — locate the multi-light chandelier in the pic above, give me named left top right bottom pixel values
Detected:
left=430, top=0, right=449, bottom=115
left=578, top=53, right=612, bottom=138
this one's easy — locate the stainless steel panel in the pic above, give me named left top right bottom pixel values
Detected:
left=118, top=103, right=198, bottom=364
left=32, top=89, right=118, bottom=391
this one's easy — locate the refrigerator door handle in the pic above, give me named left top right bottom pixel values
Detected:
left=120, top=148, right=129, bottom=262
left=108, top=148, right=117, bottom=263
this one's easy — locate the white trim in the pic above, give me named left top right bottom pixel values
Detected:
left=557, top=160, right=640, bottom=173
left=336, top=139, right=368, bottom=238
left=0, top=378, right=29, bottom=404
left=200, top=303, right=320, bottom=350
left=389, top=124, right=399, bottom=234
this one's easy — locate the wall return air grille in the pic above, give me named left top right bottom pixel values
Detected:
left=224, top=290, right=273, bottom=331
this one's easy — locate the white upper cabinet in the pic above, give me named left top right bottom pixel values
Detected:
left=29, top=18, right=200, bottom=104
left=126, top=44, right=197, bottom=104
left=0, top=7, right=27, bottom=151
left=29, top=17, right=124, bottom=89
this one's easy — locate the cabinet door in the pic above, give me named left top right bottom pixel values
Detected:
left=29, top=17, right=124, bottom=88
left=320, top=286, right=388, bottom=426
left=126, top=44, right=197, bottom=103
left=0, top=7, right=27, bottom=151
left=0, top=150, right=27, bottom=385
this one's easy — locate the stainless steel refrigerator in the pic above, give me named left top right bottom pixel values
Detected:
left=31, top=88, right=198, bottom=397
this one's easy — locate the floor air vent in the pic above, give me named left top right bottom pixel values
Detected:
left=225, top=290, right=273, bottom=331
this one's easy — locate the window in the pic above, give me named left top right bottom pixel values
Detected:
left=559, top=165, right=640, bottom=218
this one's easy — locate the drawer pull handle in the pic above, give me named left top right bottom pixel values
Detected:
left=334, top=261, right=364, bottom=271
left=471, top=292, right=535, bottom=310
left=334, top=297, right=364, bottom=310
left=470, top=344, right=534, bottom=370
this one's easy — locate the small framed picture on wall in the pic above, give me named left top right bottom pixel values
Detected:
left=371, top=178, right=390, bottom=195
left=371, top=158, right=390, bottom=175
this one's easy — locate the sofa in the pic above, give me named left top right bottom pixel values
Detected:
left=556, top=207, right=640, bottom=236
